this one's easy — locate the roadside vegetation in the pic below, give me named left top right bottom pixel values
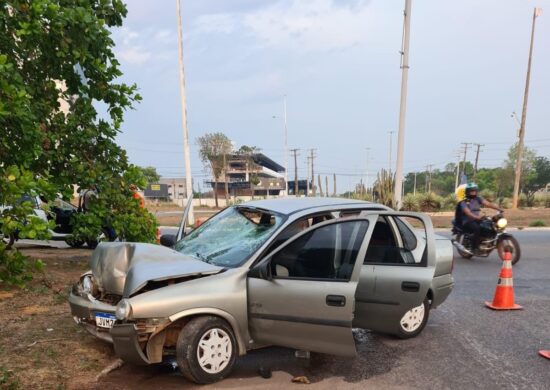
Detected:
left=0, top=1, right=157, bottom=285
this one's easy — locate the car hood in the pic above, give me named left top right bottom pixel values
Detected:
left=89, top=242, right=223, bottom=297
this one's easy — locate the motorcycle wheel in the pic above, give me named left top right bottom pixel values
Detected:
left=1, top=232, right=15, bottom=249
left=65, top=236, right=84, bottom=248
left=455, top=234, right=473, bottom=259
left=497, top=236, right=521, bottom=265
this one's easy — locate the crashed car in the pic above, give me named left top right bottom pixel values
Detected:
left=69, top=197, right=454, bottom=384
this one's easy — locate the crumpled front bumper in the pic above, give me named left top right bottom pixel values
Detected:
left=69, top=291, right=117, bottom=343
left=69, top=292, right=152, bottom=365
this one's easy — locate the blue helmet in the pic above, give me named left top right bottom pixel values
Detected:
left=465, top=182, right=478, bottom=198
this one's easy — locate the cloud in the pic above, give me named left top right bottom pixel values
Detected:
left=191, top=0, right=374, bottom=52
left=117, top=48, right=152, bottom=65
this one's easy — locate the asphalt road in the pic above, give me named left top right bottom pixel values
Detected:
left=15, top=230, right=550, bottom=389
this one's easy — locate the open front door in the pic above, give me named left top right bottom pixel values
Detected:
left=247, top=218, right=373, bottom=356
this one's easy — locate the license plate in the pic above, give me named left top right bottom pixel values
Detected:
left=95, top=312, right=116, bottom=328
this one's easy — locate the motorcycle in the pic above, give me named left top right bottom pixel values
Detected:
left=1, top=195, right=115, bottom=249
left=451, top=213, right=521, bottom=265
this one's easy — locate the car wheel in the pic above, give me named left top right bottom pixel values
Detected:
left=397, top=297, right=430, bottom=339
left=176, top=316, right=237, bottom=384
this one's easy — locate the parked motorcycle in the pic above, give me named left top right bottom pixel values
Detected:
left=451, top=213, right=520, bottom=265
left=1, top=195, right=115, bottom=249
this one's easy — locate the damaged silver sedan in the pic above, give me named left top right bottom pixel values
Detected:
left=69, top=197, right=454, bottom=384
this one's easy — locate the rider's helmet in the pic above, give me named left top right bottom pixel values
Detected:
left=465, top=182, right=478, bottom=199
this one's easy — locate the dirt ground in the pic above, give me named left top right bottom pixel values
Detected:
left=0, top=247, right=114, bottom=390
left=429, top=208, right=550, bottom=228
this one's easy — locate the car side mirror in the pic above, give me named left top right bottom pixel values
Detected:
left=160, top=234, right=177, bottom=247
left=248, top=260, right=273, bottom=281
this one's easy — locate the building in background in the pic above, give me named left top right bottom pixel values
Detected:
left=208, top=153, right=286, bottom=197
left=158, top=177, right=190, bottom=202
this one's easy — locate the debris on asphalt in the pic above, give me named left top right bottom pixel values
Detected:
left=95, top=359, right=124, bottom=382
left=291, top=375, right=311, bottom=384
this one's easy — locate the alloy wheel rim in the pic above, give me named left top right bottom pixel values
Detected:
left=400, top=303, right=425, bottom=333
left=196, top=328, right=232, bottom=374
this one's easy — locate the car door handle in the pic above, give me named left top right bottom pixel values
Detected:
left=401, top=281, right=420, bottom=292
left=326, top=295, right=346, bottom=307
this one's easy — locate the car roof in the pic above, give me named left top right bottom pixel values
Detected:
left=239, top=197, right=390, bottom=216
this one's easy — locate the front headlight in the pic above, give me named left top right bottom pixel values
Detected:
left=496, top=218, right=508, bottom=229
left=115, top=299, right=132, bottom=321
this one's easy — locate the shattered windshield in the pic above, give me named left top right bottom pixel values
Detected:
left=174, top=206, right=284, bottom=268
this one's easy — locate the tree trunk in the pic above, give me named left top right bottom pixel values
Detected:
left=214, top=176, right=219, bottom=208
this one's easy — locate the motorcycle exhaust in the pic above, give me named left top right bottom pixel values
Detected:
left=452, top=239, right=473, bottom=255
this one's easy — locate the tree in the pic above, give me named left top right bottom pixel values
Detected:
left=236, top=145, right=261, bottom=186
left=373, top=169, right=395, bottom=208
left=138, top=166, right=161, bottom=186
left=1, top=1, right=157, bottom=285
left=197, top=133, right=232, bottom=207
left=523, top=157, right=550, bottom=206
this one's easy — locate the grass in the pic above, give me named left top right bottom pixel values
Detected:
left=529, top=219, right=547, bottom=227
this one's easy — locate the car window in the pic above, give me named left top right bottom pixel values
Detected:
left=271, top=220, right=368, bottom=281
left=394, top=217, right=418, bottom=251
left=263, top=213, right=334, bottom=255
left=175, top=206, right=284, bottom=268
left=364, top=216, right=423, bottom=265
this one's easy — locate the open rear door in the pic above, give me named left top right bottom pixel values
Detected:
left=353, top=211, right=436, bottom=334
left=247, top=218, right=374, bottom=356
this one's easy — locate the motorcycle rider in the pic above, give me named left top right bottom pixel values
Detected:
left=459, top=182, right=503, bottom=254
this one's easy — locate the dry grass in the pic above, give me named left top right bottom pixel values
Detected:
left=0, top=248, right=115, bottom=390
left=429, top=208, right=550, bottom=229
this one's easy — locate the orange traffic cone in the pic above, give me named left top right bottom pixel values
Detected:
left=485, top=251, right=522, bottom=310
left=539, top=350, right=550, bottom=360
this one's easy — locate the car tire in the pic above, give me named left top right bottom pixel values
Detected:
left=396, top=297, right=430, bottom=339
left=176, top=316, right=237, bottom=384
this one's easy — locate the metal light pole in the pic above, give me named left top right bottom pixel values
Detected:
left=512, top=8, right=542, bottom=209
left=393, top=0, right=412, bottom=209
left=176, top=0, right=194, bottom=224
left=283, top=95, right=289, bottom=196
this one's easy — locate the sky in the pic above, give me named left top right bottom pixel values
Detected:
left=111, top=0, right=550, bottom=192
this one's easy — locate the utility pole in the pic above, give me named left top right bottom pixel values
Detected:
left=290, top=148, right=300, bottom=196
left=460, top=142, right=471, bottom=180
left=325, top=176, right=329, bottom=198
left=413, top=171, right=417, bottom=195
left=318, top=174, right=324, bottom=197
left=333, top=173, right=337, bottom=197
left=310, top=149, right=317, bottom=196
left=306, top=156, right=311, bottom=196
left=176, top=0, right=194, bottom=224
left=394, top=0, right=412, bottom=209
left=365, top=147, right=371, bottom=193
left=388, top=131, right=395, bottom=173
left=425, top=164, right=433, bottom=193
left=454, top=151, right=461, bottom=189
left=513, top=7, right=542, bottom=209
left=473, top=143, right=484, bottom=180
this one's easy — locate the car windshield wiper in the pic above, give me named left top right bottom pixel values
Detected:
left=195, top=252, right=213, bottom=264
